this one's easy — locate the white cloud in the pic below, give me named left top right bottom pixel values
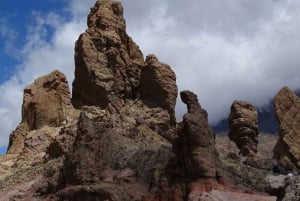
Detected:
left=122, top=0, right=300, bottom=124
left=0, top=0, right=94, bottom=147
left=1, top=0, right=300, bottom=147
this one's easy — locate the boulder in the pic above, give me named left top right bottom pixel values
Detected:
left=264, top=174, right=286, bottom=196
left=273, top=86, right=300, bottom=171
left=228, top=100, right=259, bottom=157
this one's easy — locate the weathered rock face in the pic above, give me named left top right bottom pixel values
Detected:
left=177, top=90, right=218, bottom=179
left=63, top=108, right=172, bottom=187
left=0, top=1, right=280, bottom=201
left=140, top=55, right=178, bottom=124
left=72, top=0, right=144, bottom=109
left=22, top=70, right=73, bottom=131
left=273, top=86, right=300, bottom=171
left=7, top=70, right=75, bottom=156
left=228, top=100, right=259, bottom=157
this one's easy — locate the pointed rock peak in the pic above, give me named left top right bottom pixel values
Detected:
left=180, top=90, right=203, bottom=114
left=72, top=0, right=145, bottom=108
left=22, top=70, right=72, bottom=130
left=88, top=0, right=125, bottom=30
left=177, top=90, right=217, bottom=179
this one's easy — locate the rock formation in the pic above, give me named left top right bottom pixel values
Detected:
left=0, top=1, right=279, bottom=201
left=228, top=100, right=259, bottom=157
left=140, top=55, right=177, bottom=124
left=22, top=70, right=73, bottom=131
left=44, top=1, right=177, bottom=200
left=7, top=70, right=75, bottom=160
left=174, top=90, right=222, bottom=200
left=177, top=90, right=218, bottom=179
left=273, top=86, right=300, bottom=171
left=72, top=0, right=144, bottom=109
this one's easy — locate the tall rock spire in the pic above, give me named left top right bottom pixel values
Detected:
left=72, top=0, right=144, bottom=108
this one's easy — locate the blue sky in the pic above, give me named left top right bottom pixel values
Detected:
left=1, top=0, right=300, bottom=155
left=0, top=1, right=69, bottom=83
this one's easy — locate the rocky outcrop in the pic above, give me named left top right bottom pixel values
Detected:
left=162, top=90, right=221, bottom=201
left=45, top=1, right=178, bottom=200
left=140, top=55, right=177, bottom=124
left=177, top=90, right=218, bottom=179
left=71, top=0, right=144, bottom=109
left=7, top=70, right=75, bottom=158
left=0, top=1, right=282, bottom=201
left=277, top=175, right=300, bottom=201
left=71, top=0, right=177, bottom=125
left=21, top=70, right=73, bottom=131
left=63, top=108, right=172, bottom=187
left=228, top=100, right=259, bottom=157
left=273, top=86, right=300, bottom=171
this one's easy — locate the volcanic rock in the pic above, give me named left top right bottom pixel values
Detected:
left=0, top=1, right=282, bottom=201
left=71, top=0, right=144, bottom=109
left=140, top=55, right=178, bottom=124
left=21, top=70, right=73, bottom=131
left=277, top=175, right=300, bottom=201
left=177, top=90, right=218, bottom=179
left=54, top=1, right=178, bottom=199
left=228, top=100, right=259, bottom=157
left=273, top=86, right=300, bottom=171
left=7, top=70, right=75, bottom=160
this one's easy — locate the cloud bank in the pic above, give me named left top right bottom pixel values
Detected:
left=1, top=0, right=300, bottom=147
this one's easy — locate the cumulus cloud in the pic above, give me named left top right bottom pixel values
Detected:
left=1, top=0, right=300, bottom=147
left=122, top=0, right=300, bottom=123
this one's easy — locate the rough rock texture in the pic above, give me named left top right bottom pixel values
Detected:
left=228, top=100, right=259, bottom=157
left=0, top=1, right=282, bottom=201
left=265, top=174, right=286, bottom=196
left=72, top=0, right=144, bottom=109
left=22, top=70, right=73, bottom=131
left=140, top=55, right=178, bottom=124
left=0, top=70, right=77, bottom=200
left=177, top=90, right=218, bottom=178
left=164, top=90, right=222, bottom=201
left=194, top=190, right=276, bottom=201
left=63, top=108, right=172, bottom=187
left=7, top=70, right=76, bottom=159
left=277, top=175, right=300, bottom=201
left=273, top=86, right=300, bottom=171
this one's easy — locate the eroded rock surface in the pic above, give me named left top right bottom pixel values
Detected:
left=277, top=175, right=300, bottom=201
left=178, top=90, right=218, bottom=179
left=140, top=55, right=177, bottom=124
left=273, top=86, right=300, bottom=171
left=72, top=0, right=144, bottom=109
left=0, top=1, right=281, bottom=201
left=22, top=70, right=73, bottom=131
left=228, top=100, right=259, bottom=156
left=7, top=70, right=75, bottom=159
